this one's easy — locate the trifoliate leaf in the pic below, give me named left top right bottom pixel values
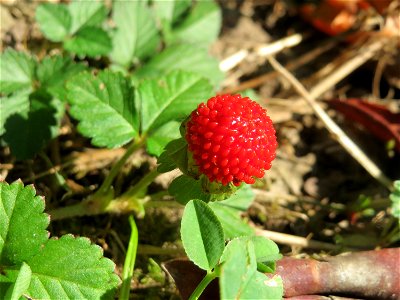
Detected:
left=64, top=26, right=112, bottom=57
left=138, top=70, right=213, bottom=134
left=26, top=235, right=120, bottom=300
left=181, top=200, right=225, bottom=270
left=110, top=1, right=160, bottom=67
left=66, top=70, right=139, bottom=148
left=219, top=237, right=283, bottom=299
left=133, top=44, right=224, bottom=87
left=0, top=49, right=35, bottom=95
left=3, top=90, right=62, bottom=160
left=168, top=1, right=221, bottom=46
left=68, top=0, right=108, bottom=34
left=36, top=55, right=87, bottom=101
left=0, top=181, right=120, bottom=299
left=0, top=182, right=49, bottom=265
left=35, top=3, right=71, bottom=42
left=146, top=121, right=181, bottom=157
left=219, top=238, right=257, bottom=299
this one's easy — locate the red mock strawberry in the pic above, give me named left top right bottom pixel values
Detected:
left=185, top=94, right=277, bottom=187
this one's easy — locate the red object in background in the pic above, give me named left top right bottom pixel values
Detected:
left=329, top=99, right=400, bottom=152
left=299, top=0, right=393, bottom=36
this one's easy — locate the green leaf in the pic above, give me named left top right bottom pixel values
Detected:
left=181, top=200, right=225, bottom=270
left=139, top=70, right=213, bottom=134
left=110, top=1, right=160, bottom=67
left=220, top=184, right=255, bottom=211
left=152, top=0, right=191, bottom=24
left=36, top=55, right=87, bottom=101
left=0, top=181, right=49, bottom=265
left=209, top=202, right=254, bottom=239
left=133, top=44, right=223, bottom=87
left=157, top=138, right=188, bottom=173
left=219, top=238, right=257, bottom=299
left=35, top=3, right=71, bottom=42
left=64, top=26, right=112, bottom=57
left=0, top=49, right=35, bottom=95
left=209, top=186, right=255, bottom=239
left=239, top=271, right=283, bottom=300
left=390, top=180, right=400, bottom=220
left=3, top=90, right=61, bottom=160
left=0, top=89, right=30, bottom=136
left=244, top=236, right=281, bottom=269
left=157, top=151, right=178, bottom=174
left=66, top=70, right=139, bottom=148
left=26, top=235, right=120, bottom=299
left=4, top=262, right=32, bottom=300
left=168, top=1, right=221, bottom=46
left=68, top=0, right=108, bottom=34
left=169, top=175, right=210, bottom=205
left=146, top=121, right=181, bottom=157
left=219, top=238, right=283, bottom=299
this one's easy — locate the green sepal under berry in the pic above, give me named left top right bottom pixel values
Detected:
left=158, top=137, right=244, bottom=198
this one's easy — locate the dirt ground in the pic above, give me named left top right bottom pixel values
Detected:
left=1, top=0, right=399, bottom=299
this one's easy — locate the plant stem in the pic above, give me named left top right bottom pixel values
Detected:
left=188, top=269, right=219, bottom=300
left=49, top=202, right=87, bottom=220
left=97, top=137, right=145, bottom=195
left=123, top=168, right=160, bottom=198
left=119, top=215, right=139, bottom=300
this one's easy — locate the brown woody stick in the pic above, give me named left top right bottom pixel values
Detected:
left=163, top=248, right=400, bottom=300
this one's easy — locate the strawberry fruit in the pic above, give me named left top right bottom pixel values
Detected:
left=185, top=94, right=277, bottom=187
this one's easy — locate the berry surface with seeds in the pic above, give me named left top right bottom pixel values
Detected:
left=185, top=94, right=277, bottom=186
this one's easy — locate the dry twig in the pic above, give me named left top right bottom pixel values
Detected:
left=255, top=228, right=340, bottom=251
left=267, top=54, right=393, bottom=190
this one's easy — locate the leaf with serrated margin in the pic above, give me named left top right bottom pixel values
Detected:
left=110, top=1, right=160, bottom=67
left=26, top=235, right=120, bottom=300
left=67, top=70, right=139, bottom=148
left=0, top=49, right=35, bottom=95
left=68, top=0, right=107, bottom=34
left=168, top=1, right=221, bottom=46
left=3, top=90, right=62, bottom=160
left=139, top=70, right=213, bottom=134
left=0, top=182, right=49, bottom=266
left=0, top=89, right=30, bottom=136
left=146, top=121, right=181, bottom=157
left=181, top=199, right=224, bottom=270
left=35, top=3, right=71, bottom=42
left=36, top=55, right=86, bottom=101
left=133, top=44, right=223, bottom=88
left=64, top=26, right=112, bottom=57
